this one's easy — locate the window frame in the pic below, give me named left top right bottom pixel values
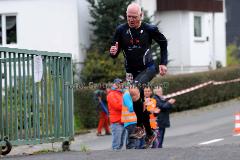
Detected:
left=193, top=14, right=206, bottom=42
left=0, top=13, right=18, bottom=46
left=194, top=16, right=202, bottom=37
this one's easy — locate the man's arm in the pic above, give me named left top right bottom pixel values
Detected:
left=109, top=25, right=122, bottom=58
left=150, top=26, right=168, bottom=66
left=156, top=98, right=175, bottom=111
left=123, top=92, right=134, bottom=112
left=149, top=25, right=168, bottom=76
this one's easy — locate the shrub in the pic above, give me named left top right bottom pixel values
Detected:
left=80, top=50, right=125, bottom=83
left=74, top=88, right=98, bottom=129
left=74, top=66, right=240, bottom=128
left=151, top=66, right=240, bottom=111
left=227, top=44, right=240, bottom=66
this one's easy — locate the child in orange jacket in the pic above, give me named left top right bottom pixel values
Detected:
left=107, top=78, right=125, bottom=150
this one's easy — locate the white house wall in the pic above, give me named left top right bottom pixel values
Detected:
left=77, top=0, right=92, bottom=63
left=0, top=0, right=80, bottom=60
left=190, top=12, right=212, bottom=67
left=214, top=12, right=226, bottom=66
left=189, top=11, right=226, bottom=67
left=155, top=11, right=191, bottom=67
left=136, top=0, right=156, bottom=18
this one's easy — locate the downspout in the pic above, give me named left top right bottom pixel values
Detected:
left=212, top=11, right=216, bottom=69
left=180, top=11, right=184, bottom=73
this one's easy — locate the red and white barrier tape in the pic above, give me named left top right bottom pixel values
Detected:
left=212, top=78, right=240, bottom=85
left=163, top=78, right=240, bottom=99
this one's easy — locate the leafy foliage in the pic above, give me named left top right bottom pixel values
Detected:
left=151, top=66, right=240, bottom=111
left=75, top=66, right=240, bottom=128
left=227, top=43, right=240, bottom=66
left=80, top=50, right=125, bottom=82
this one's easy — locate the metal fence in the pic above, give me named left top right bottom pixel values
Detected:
left=0, top=47, right=74, bottom=155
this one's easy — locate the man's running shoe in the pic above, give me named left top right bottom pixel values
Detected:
left=129, top=127, right=145, bottom=139
left=144, top=133, right=157, bottom=148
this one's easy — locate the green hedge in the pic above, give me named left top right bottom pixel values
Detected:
left=74, top=88, right=98, bottom=130
left=151, top=66, right=240, bottom=111
left=74, top=66, right=240, bottom=129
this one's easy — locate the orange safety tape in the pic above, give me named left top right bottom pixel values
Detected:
left=213, top=78, right=240, bottom=85
left=163, top=77, right=240, bottom=99
left=234, top=128, right=240, bottom=132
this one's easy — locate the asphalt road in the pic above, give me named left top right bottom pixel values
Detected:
left=2, top=144, right=240, bottom=160
left=2, top=98, right=240, bottom=160
left=165, top=98, right=240, bottom=147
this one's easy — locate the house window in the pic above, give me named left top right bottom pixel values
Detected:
left=194, top=16, right=202, bottom=37
left=0, top=14, right=17, bottom=45
left=6, top=16, right=17, bottom=44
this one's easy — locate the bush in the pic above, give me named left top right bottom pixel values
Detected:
left=80, top=50, right=125, bottom=83
left=74, top=66, right=240, bottom=129
left=151, top=66, right=240, bottom=112
left=227, top=44, right=240, bottom=66
left=74, top=88, right=98, bottom=129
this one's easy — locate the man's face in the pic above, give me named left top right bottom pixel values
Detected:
left=144, top=88, right=152, bottom=98
left=126, top=9, right=141, bottom=28
left=129, top=87, right=140, bottom=102
left=113, top=82, right=122, bottom=89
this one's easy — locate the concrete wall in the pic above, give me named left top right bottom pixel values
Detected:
left=189, top=12, right=211, bottom=67
left=189, top=11, right=226, bottom=67
left=155, top=11, right=191, bottom=67
left=0, top=0, right=80, bottom=60
left=214, top=12, right=226, bottom=66
left=136, top=0, right=157, bottom=17
left=77, top=0, right=92, bottom=63
left=156, top=10, right=226, bottom=69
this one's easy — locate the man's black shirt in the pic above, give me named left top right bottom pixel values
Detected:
left=111, top=22, right=168, bottom=73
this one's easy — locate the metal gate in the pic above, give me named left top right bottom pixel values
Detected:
left=0, top=47, right=74, bottom=155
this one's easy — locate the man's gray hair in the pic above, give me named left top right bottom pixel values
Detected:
left=126, top=3, right=142, bottom=15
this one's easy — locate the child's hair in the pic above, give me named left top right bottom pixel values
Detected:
left=143, top=84, right=153, bottom=90
left=153, top=85, right=163, bottom=94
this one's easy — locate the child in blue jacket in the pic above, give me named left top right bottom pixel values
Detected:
left=153, top=86, right=176, bottom=148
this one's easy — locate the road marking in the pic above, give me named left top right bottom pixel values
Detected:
left=233, top=134, right=240, bottom=137
left=199, top=138, right=224, bottom=145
